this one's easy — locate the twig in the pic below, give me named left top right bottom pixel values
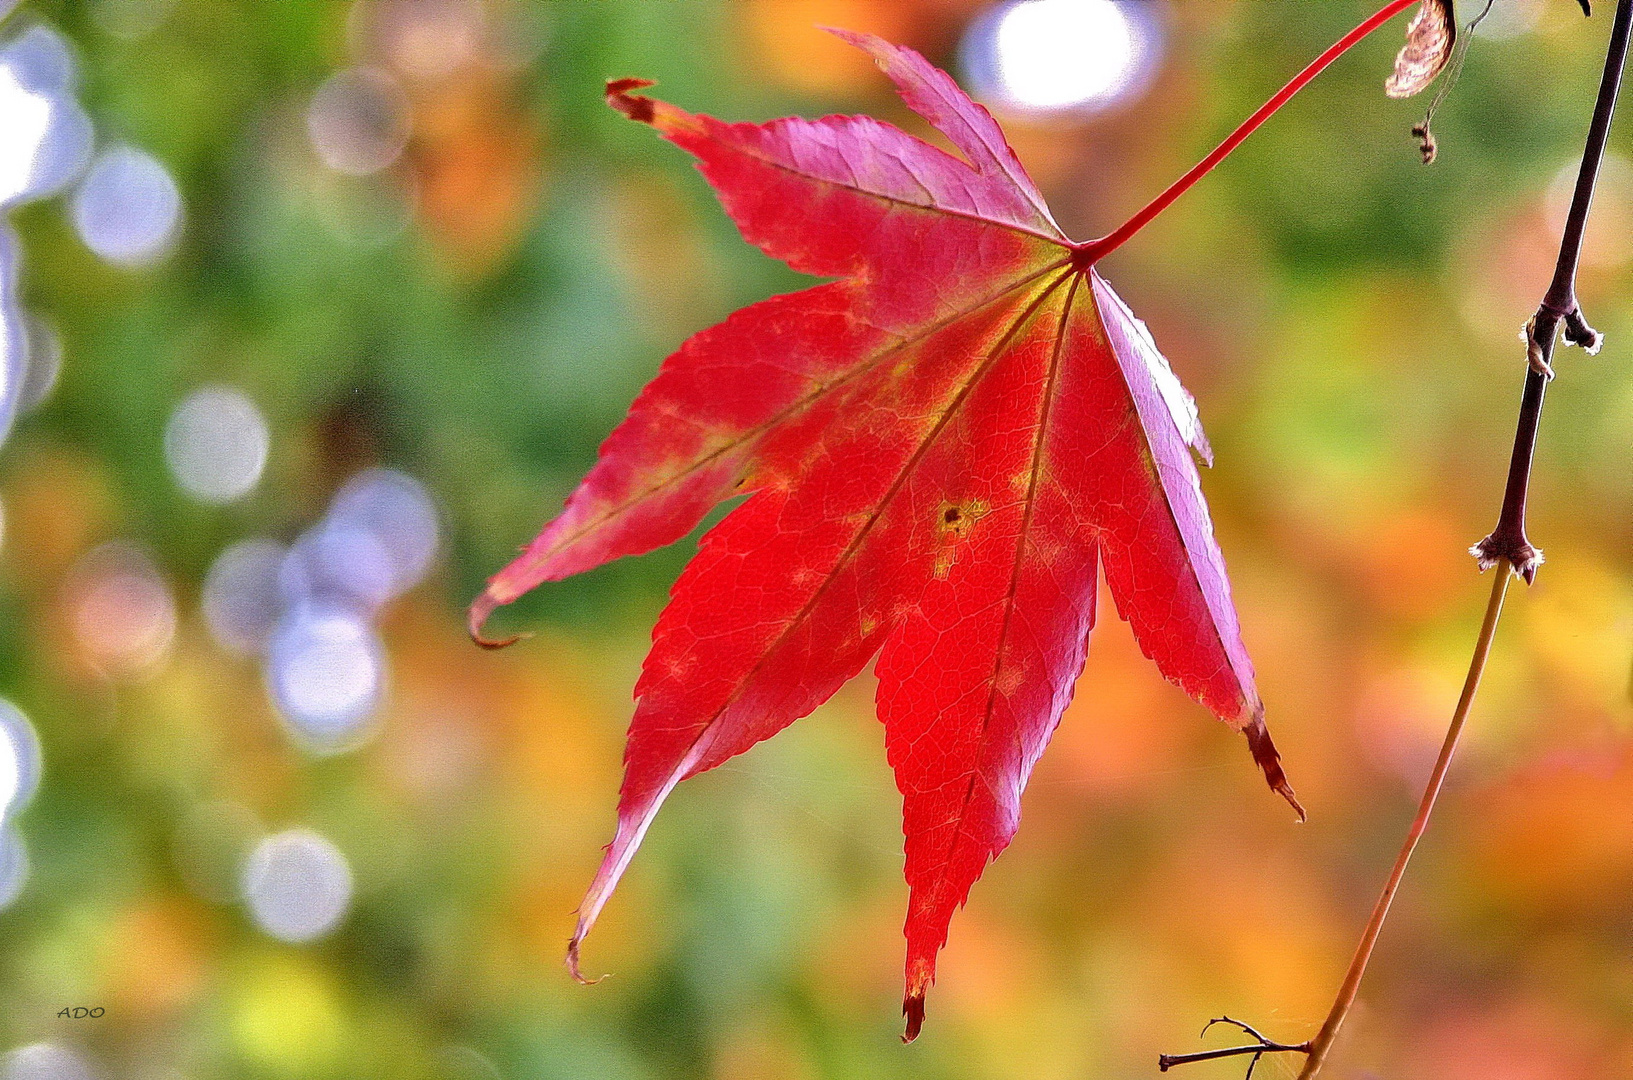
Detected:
left=1294, top=564, right=1513, bottom=1077
left=1159, top=1018, right=1311, bottom=1079
left=1473, top=0, right=1625, bottom=579
left=1298, top=1, right=1630, bottom=1076
left=1159, top=1, right=1631, bottom=1076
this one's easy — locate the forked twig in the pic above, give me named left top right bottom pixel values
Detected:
left=1158, top=1018, right=1311, bottom=1079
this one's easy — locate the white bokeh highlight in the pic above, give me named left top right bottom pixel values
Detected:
left=266, top=602, right=385, bottom=751
left=280, top=519, right=400, bottom=612
left=328, top=468, right=439, bottom=599
left=242, top=829, right=353, bottom=943
left=208, top=467, right=436, bottom=755
left=164, top=385, right=270, bottom=504
left=0, top=828, right=27, bottom=912
left=0, top=1042, right=93, bottom=1080
left=0, top=699, right=40, bottom=824
left=0, top=64, right=50, bottom=204
left=0, top=25, right=93, bottom=208
left=963, top=0, right=1162, bottom=115
left=71, top=144, right=181, bottom=266
left=0, top=22, right=92, bottom=453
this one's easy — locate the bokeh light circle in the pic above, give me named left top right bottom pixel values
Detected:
left=1545, top=152, right=1633, bottom=270
left=0, top=1042, right=94, bottom=1080
left=92, top=0, right=179, bottom=41
left=0, top=828, right=27, bottom=912
left=0, top=25, right=92, bottom=204
left=265, top=601, right=385, bottom=751
left=1473, top=0, right=1544, bottom=39
left=71, top=144, right=181, bottom=266
left=280, top=520, right=399, bottom=612
left=327, top=468, right=439, bottom=598
left=202, top=538, right=288, bottom=655
left=163, top=385, right=270, bottom=505
left=1, top=23, right=75, bottom=96
left=66, top=542, right=176, bottom=676
left=242, top=828, right=353, bottom=943
left=0, top=62, right=52, bottom=205
left=353, top=0, right=487, bottom=82
left=307, top=66, right=411, bottom=176
left=0, top=699, right=41, bottom=823
left=962, top=0, right=1163, bottom=115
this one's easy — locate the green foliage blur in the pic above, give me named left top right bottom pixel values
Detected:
left=2, top=1, right=1632, bottom=1078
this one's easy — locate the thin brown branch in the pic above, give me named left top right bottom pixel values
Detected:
left=1162, top=2, right=1631, bottom=1076
left=1300, top=0, right=1630, bottom=1073
left=1295, top=564, right=1513, bottom=1077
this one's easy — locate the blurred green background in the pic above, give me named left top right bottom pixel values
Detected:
left=1, top=0, right=1632, bottom=1077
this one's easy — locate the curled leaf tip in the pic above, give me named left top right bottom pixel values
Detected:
left=1244, top=712, right=1305, bottom=821
left=606, top=77, right=657, bottom=123
left=468, top=593, right=526, bottom=650
left=901, top=991, right=926, bottom=1043
left=565, top=936, right=608, bottom=985
left=1386, top=0, right=1456, bottom=99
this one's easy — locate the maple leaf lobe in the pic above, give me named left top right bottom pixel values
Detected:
left=478, top=31, right=1300, bottom=1039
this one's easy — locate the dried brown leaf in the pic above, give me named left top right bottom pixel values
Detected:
left=1386, top=0, right=1456, bottom=98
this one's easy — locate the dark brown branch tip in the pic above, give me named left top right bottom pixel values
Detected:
left=1296, top=6, right=1629, bottom=1076
left=1202, top=1016, right=1268, bottom=1042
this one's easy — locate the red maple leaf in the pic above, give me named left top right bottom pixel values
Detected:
left=471, top=28, right=1329, bottom=1040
